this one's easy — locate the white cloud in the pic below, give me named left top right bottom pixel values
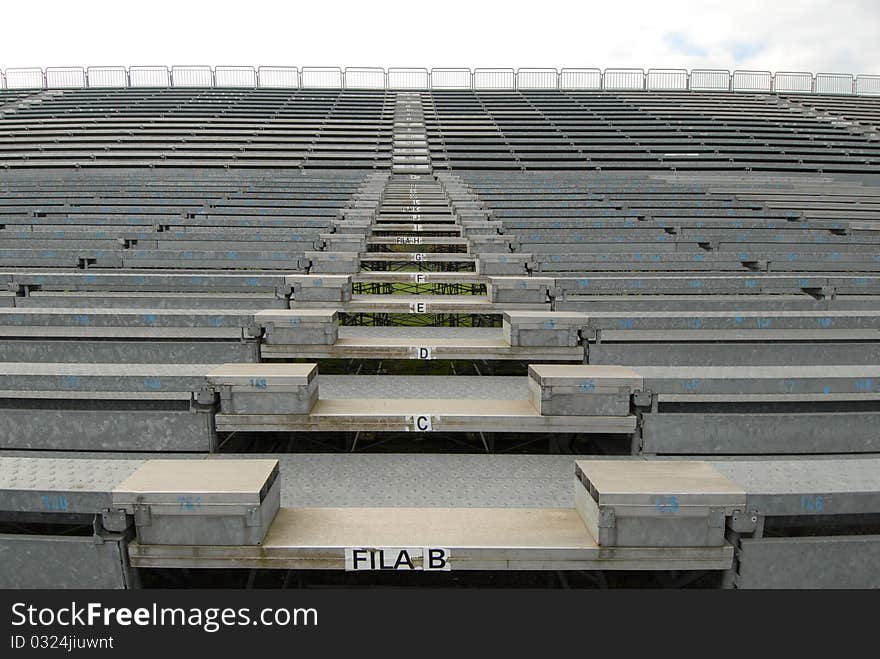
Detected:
left=0, top=0, right=877, bottom=74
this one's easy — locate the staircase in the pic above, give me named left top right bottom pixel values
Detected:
left=307, top=92, right=529, bottom=325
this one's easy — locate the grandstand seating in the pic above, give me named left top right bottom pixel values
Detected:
left=1, top=76, right=880, bottom=588
left=0, top=88, right=393, bottom=168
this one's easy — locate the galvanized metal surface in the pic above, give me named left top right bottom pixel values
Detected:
left=0, top=339, right=258, bottom=364
left=576, top=460, right=746, bottom=504
left=2, top=84, right=880, bottom=587
left=127, top=507, right=734, bottom=571
left=640, top=413, right=880, bottom=455
left=736, top=535, right=880, bottom=588
left=0, top=407, right=216, bottom=452
left=0, top=454, right=584, bottom=510
left=215, top=409, right=636, bottom=435
left=0, top=534, right=132, bottom=588
left=0, top=454, right=877, bottom=582
left=5, top=453, right=880, bottom=513
left=318, top=375, right=529, bottom=400
left=113, top=459, right=280, bottom=546
left=574, top=460, right=746, bottom=547
left=0, top=362, right=215, bottom=392
left=339, top=326, right=497, bottom=340
left=713, top=458, right=880, bottom=515
left=589, top=341, right=880, bottom=367
left=264, top=326, right=582, bottom=361
left=0, top=456, right=142, bottom=513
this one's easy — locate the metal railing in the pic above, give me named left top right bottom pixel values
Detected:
left=430, top=69, right=471, bottom=90
left=1, top=66, right=878, bottom=96
left=559, top=69, right=602, bottom=90
left=646, top=69, right=688, bottom=90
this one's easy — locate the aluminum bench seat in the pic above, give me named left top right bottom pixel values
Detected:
left=127, top=506, right=730, bottom=573
left=16, top=291, right=287, bottom=310
left=1, top=217, right=336, bottom=229
left=554, top=294, right=880, bottom=313
left=0, top=365, right=637, bottom=451
left=120, top=250, right=308, bottom=270
left=261, top=325, right=581, bottom=362
left=528, top=363, right=880, bottom=454
left=549, top=274, right=880, bottom=296
left=5, top=270, right=292, bottom=291
left=4, top=453, right=879, bottom=587
left=214, top=371, right=635, bottom=435
left=0, top=307, right=260, bottom=363
left=0, top=362, right=220, bottom=452
left=494, top=308, right=880, bottom=365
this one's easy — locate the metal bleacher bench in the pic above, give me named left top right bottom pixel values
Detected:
left=2, top=454, right=878, bottom=588
left=2, top=80, right=880, bottom=589
left=1, top=361, right=878, bottom=455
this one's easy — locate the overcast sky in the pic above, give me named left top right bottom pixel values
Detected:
left=1, top=0, right=878, bottom=74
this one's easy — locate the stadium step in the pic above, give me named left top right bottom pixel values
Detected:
left=3, top=306, right=878, bottom=365
left=317, top=168, right=502, bottom=293
left=391, top=93, right=431, bottom=175
left=5, top=453, right=880, bottom=587
left=4, top=84, right=880, bottom=589
left=3, top=360, right=879, bottom=453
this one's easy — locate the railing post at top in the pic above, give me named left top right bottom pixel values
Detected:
left=3, top=64, right=880, bottom=93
